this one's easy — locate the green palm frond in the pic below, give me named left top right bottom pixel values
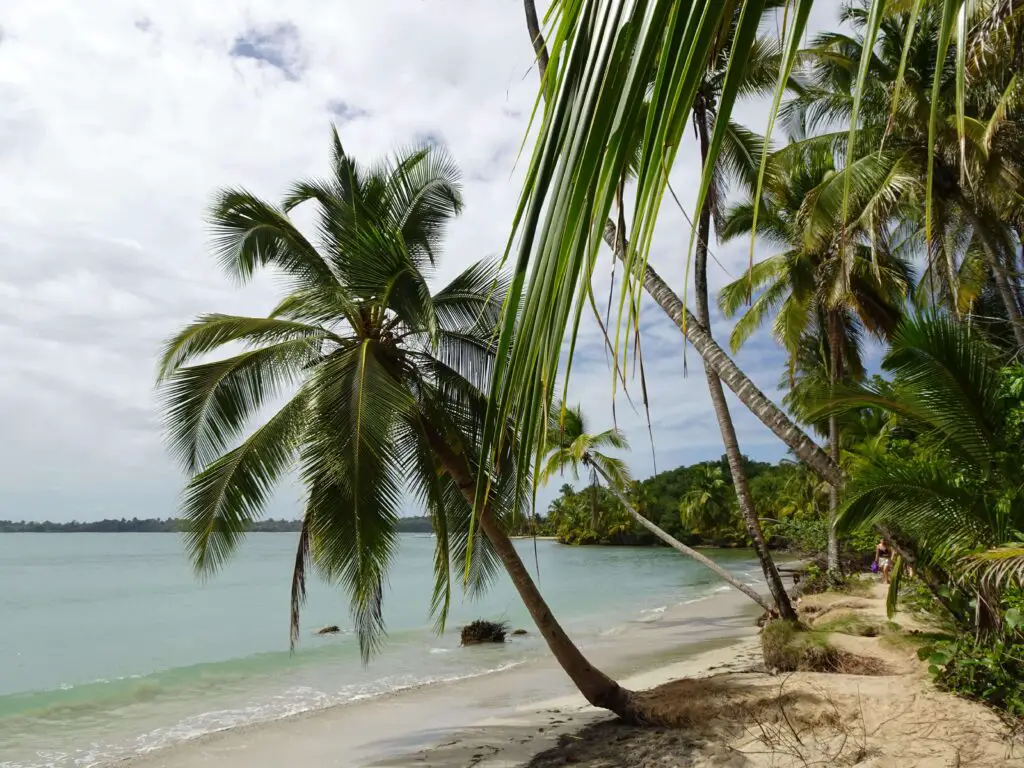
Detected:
left=387, top=143, right=464, bottom=264
left=158, top=314, right=337, bottom=380
left=836, top=456, right=994, bottom=565
left=433, top=258, right=510, bottom=333
left=718, top=252, right=790, bottom=316
left=962, top=543, right=1024, bottom=587
left=299, top=342, right=415, bottom=661
left=883, top=313, right=1001, bottom=467
left=209, top=189, right=337, bottom=288
left=181, top=389, right=309, bottom=576
left=160, top=340, right=317, bottom=472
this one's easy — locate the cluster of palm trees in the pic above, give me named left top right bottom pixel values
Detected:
left=157, top=1, right=1024, bottom=724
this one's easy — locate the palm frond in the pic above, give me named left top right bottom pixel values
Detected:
left=159, top=340, right=316, bottom=472
left=209, top=189, right=337, bottom=288
left=299, top=342, right=414, bottom=662
left=158, top=314, right=336, bottom=380
left=181, top=389, right=309, bottom=576
left=962, top=543, right=1024, bottom=587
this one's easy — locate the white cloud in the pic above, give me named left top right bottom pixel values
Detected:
left=0, top=1, right=833, bottom=521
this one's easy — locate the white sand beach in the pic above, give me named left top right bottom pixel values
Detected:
left=117, top=589, right=763, bottom=767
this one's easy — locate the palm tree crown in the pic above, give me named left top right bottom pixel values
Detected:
left=541, top=404, right=631, bottom=491
left=157, top=130, right=511, bottom=658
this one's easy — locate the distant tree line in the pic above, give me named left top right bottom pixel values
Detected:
left=0, top=516, right=435, bottom=534
left=512, top=454, right=875, bottom=563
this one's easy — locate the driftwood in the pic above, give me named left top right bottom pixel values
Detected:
left=461, top=619, right=508, bottom=645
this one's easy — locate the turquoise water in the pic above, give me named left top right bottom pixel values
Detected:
left=0, top=533, right=761, bottom=767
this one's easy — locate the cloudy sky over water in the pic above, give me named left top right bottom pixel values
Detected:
left=0, top=1, right=843, bottom=522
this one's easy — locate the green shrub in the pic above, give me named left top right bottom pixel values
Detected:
left=800, top=563, right=852, bottom=594
left=919, top=637, right=1024, bottom=719
left=761, top=620, right=837, bottom=672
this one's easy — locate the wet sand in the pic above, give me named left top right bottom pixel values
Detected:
left=119, top=588, right=764, bottom=767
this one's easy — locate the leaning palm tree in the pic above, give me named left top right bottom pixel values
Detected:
left=542, top=404, right=775, bottom=613
left=158, top=134, right=650, bottom=720
left=518, top=0, right=844, bottom=494
left=687, top=1, right=801, bottom=622
left=719, top=141, right=913, bottom=571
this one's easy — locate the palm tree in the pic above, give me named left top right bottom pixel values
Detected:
left=679, top=465, right=735, bottom=535
left=790, top=3, right=1024, bottom=346
left=498, top=0, right=993, bottom=520
left=518, top=0, right=844, bottom=494
left=157, top=134, right=649, bottom=720
left=817, top=313, right=1024, bottom=631
left=542, top=405, right=775, bottom=613
left=719, top=141, right=913, bottom=571
left=540, top=404, right=631, bottom=533
left=689, top=4, right=802, bottom=620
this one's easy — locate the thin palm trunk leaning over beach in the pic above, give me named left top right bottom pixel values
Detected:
left=156, top=136, right=659, bottom=722
left=541, top=404, right=774, bottom=613
left=519, top=0, right=841, bottom=493
left=523, top=0, right=799, bottom=619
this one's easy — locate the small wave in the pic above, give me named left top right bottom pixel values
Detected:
left=638, top=605, right=667, bottom=622
left=679, top=595, right=712, bottom=606
left=429, top=647, right=452, bottom=654
left=135, top=662, right=525, bottom=752
left=9, top=661, right=526, bottom=768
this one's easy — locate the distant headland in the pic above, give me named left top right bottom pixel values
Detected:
left=0, top=517, right=435, bottom=534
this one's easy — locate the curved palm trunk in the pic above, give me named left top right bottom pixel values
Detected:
left=826, top=314, right=843, bottom=573
left=424, top=428, right=642, bottom=721
left=606, top=216, right=844, bottom=489
left=959, top=202, right=1024, bottom=348
left=590, top=460, right=774, bottom=614
left=981, top=241, right=1024, bottom=349
left=520, top=0, right=843, bottom=492
left=692, top=106, right=797, bottom=621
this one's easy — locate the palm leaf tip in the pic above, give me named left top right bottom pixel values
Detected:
left=290, top=515, right=312, bottom=651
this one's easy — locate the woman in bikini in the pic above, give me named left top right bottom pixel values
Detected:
left=874, top=538, right=892, bottom=584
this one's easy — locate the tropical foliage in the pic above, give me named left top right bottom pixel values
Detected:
left=158, top=0, right=1024, bottom=725
left=157, top=134, right=519, bottom=659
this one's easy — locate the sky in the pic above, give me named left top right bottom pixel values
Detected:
left=0, top=1, right=845, bottom=522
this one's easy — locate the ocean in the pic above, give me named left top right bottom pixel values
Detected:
left=0, top=533, right=763, bottom=768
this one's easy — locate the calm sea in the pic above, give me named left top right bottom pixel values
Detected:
left=0, top=533, right=761, bottom=768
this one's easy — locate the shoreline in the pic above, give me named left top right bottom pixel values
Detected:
left=117, top=587, right=764, bottom=768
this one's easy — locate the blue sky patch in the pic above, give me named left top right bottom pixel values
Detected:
left=230, top=22, right=305, bottom=81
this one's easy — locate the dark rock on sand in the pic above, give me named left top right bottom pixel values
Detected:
left=316, top=625, right=341, bottom=635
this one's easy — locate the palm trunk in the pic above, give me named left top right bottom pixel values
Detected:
left=982, top=240, right=1024, bottom=348
left=827, top=414, right=841, bottom=572
left=591, top=460, right=774, bottom=614
left=693, top=103, right=797, bottom=621
left=605, top=216, right=844, bottom=489
left=523, top=0, right=549, bottom=81
left=424, top=427, right=642, bottom=721
left=960, top=203, right=1024, bottom=348
left=520, top=0, right=843, bottom=492
left=826, top=314, right=843, bottom=574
